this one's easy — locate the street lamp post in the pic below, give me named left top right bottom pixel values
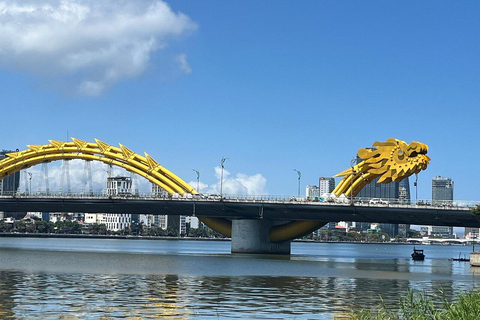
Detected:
left=293, top=169, right=301, bottom=197
left=414, top=173, right=418, bottom=205
left=28, top=172, right=32, bottom=196
left=193, top=169, right=200, bottom=192
left=220, top=158, right=227, bottom=199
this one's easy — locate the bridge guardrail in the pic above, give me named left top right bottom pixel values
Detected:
left=0, top=192, right=477, bottom=210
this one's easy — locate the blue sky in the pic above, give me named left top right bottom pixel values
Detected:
left=1, top=1, right=479, bottom=201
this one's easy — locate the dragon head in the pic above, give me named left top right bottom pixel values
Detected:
left=333, top=138, right=430, bottom=197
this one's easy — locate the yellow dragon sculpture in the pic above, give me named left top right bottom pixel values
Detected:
left=0, top=138, right=430, bottom=243
left=332, top=138, right=430, bottom=198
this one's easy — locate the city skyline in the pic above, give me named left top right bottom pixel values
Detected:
left=1, top=1, right=479, bottom=201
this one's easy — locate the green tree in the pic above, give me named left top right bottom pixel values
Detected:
left=188, top=227, right=209, bottom=238
left=166, top=227, right=179, bottom=237
left=472, top=204, right=480, bottom=215
left=13, top=221, right=26, bottom=233
left=89, top=223, right=107, bottom=235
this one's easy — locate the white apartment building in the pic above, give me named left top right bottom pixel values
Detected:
left=104, top=213, right=132, bottom=231
left=85, top=176, right=151, bottom=232
left=85, top=213, right=104, bottom=225
left=319, top=177, right=335, bottom=195
left=152, top=184, right=169, bottom=197
left=306, top=185, right=320, bottom=198
left=186, top=216, right=200, bottom=229
left=421, top=226, right=454, bottom=238
left=103, top=177, right=133, bottom=231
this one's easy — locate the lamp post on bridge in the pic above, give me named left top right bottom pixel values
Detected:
left=28, top=172, right=32, bottom=196
left=220, top=158, right=227, bottom=199
left=293, top=169, right=301, bottom=198
left=414, top=173, right=418, bottom=205
left=193, top=169, right=200, bottom=192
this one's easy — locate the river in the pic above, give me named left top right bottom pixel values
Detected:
left=0, top=238, right=478, bottom=319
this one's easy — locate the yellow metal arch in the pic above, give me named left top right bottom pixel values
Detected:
left=0, top=138, right=196, bottom=195
left=0, top=138, right=320, bottom=243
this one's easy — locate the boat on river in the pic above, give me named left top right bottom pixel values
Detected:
left=411, top=247, right=425, bottom=261
left=451, top=253, right=470, bottom=262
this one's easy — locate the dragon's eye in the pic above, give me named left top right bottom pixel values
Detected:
left=409, top=151, right=418, bottom=157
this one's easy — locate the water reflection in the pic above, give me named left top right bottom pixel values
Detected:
left=0, top=239, right=478, bottom=319
left=0, top=271, right=477, bottom=319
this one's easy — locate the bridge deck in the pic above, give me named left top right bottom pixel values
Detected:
left=1, top=196, right=479, bottom=227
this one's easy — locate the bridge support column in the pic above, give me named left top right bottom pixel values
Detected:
left=231, top=219, right=290, bottom=254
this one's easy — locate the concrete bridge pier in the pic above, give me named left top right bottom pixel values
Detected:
left=231, top=219, right=291, bottom=254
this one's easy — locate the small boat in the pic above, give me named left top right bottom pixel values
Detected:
left=411, top=247, right=425, bottom=261
left=452, top=253, right=470, bottom=262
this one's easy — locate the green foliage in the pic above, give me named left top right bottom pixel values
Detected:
left=166, top=227, right=179, bottom=237
left=0, top=217, right=225, bottom=239
left=314, top=230, right=391, bottom=242
left=471, top=204, right=480, bottom=216
left=88, top=223, right=107, bottom=235
left=188, top=227, right=209, bottom=238
left=350, top=289, right=480, bottom=320
left=146, top=227, right=168, bottom=236
left=407, top=229, right=422, bottom=238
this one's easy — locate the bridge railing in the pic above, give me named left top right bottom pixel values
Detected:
left=0, top=192, right=479, bottom=209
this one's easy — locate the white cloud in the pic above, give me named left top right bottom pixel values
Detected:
left=19, top=159, right=153, bottom=195
left=18, top=161, right=267, bottom=197
left=176, top=53, right=191, bottom=74
left=189, top=166, right=267, bottom=195
left=0, top=0, right=197, bottom=95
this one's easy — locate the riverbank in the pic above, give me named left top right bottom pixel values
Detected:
left=0, top=233, right=442, bottom=245
left=0, top=233, right=230, bottom=241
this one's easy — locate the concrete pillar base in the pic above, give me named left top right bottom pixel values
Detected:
left=231, top=219, right=291, bottom=254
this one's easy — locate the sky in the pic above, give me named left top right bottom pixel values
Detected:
left=1, top=0, right=479, bottom=202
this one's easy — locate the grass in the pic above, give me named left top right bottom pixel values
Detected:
left=349, top=289, right=480, bottom=320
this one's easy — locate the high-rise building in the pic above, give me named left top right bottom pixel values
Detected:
left=398, top=179, right=411, bottom=204
left=313, top=177, right=336, bottom=233
left=432, top=176, right=453, bottom=206
left=465, top=227, right=479, bottom=239
left=425, top=226, right=453, bottom=238
left=106, top=176, right=132, bottom=197
left=152, top=184, right=168, bottom=197
left=305, top=185, right=320, bottom=198
left=319, top=177, right=335, bottom=195
left=0, top=150, right=27, bottom=219
left=357, top=176, right=404, bottom=201
left=430, top=176, right=454, bottom=238
left=103, top=176, right=133, bottom=231
left=0, top=150, right=20, bottom=196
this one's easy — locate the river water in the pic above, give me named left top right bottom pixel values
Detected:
left=0, top=238, right=478, bottom=319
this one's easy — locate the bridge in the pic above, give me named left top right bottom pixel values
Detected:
left=406, top=238, right=480, bottom=245
left=1, top=138, right=479, bottom=254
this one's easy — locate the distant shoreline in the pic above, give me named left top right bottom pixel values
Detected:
left=0, top=233, right=451, bottom=245
left=0, top=233, right=230, bottom=241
